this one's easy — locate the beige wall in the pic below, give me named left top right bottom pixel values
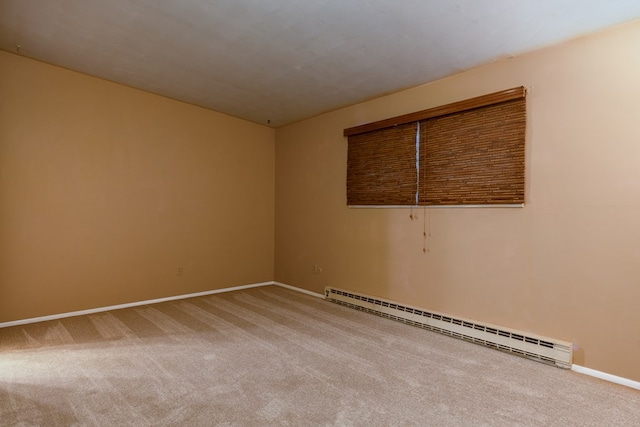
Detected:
left=0, top=51, right=275, bottom=323
left=275, top=20, right=640, bottom=381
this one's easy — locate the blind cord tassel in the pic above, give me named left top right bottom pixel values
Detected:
left=423, top=207, right=430, bottom=253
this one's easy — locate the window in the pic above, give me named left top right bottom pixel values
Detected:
left=345, top=87, right=526, bottom=206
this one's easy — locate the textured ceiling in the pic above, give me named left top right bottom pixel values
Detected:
left=1, top=1, right=640, bottom=127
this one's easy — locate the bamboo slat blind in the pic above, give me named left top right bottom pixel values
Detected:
left=345, top=87, right=526, bottom=207
left=347, top=122, right=417, bottom=205
left=419, top=98, right=526, bottom=205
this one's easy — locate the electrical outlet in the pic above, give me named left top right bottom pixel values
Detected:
left=313, top=265, right=323, bottom=274
left=177, top=267, right=184, bottom=276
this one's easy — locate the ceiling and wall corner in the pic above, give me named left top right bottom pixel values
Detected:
left=1, top=1, right=640, bottom=127
left=2, top=0, right=640, bottom=385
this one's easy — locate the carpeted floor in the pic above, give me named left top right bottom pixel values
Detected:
left=1, top=285, right=638, bottom=426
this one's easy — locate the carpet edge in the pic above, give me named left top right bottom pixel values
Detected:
left=0, top=281, right=274, bottom=328
left=572, top=364, right=640, bottom=391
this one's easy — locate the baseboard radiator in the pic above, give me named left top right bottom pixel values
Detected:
left=325, top=287, right=572, bottom=369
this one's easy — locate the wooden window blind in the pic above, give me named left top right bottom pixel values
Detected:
left=345, top=87, right=526, bottom=207
left=347, top=122, right=417, bottom=205
left=419, top=98, right=526, bottom=205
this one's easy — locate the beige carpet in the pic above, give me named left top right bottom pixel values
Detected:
left=1, top=285, right=638, bottom=426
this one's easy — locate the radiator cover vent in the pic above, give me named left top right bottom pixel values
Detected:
left=325, top=287, right=572, bottom=368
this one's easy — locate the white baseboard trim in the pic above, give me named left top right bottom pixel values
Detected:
left=273, top=282, right=325, bottom=299
left=572, top=365, right=640, bottom=391
left=0, top=281, right=274, bottom=329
